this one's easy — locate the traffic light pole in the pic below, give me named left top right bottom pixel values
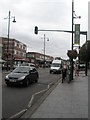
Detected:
left=71, top=0, right=74, bottom=80
left=35, top=27, right=88, bottom=75
left=85, top=32, right=88, bottom=76
left=44, top=34, right=46, bottom=67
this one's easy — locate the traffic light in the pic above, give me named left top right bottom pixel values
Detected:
left=34, top=26, right=38, bottom=34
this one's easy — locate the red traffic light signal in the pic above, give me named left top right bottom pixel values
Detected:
left=34, top=26, right=38, bottom=34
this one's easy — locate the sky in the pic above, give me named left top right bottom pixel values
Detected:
left=0, top=0, right=89, bottom=59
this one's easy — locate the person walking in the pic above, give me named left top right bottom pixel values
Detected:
left=74, top=64, right=79, bottom=76
left=62, top=63, right=67, bottom=83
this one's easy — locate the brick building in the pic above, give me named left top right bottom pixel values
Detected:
left=2, top=37, right=28, bottom=68
left=26, top=52, right=54, bottom=67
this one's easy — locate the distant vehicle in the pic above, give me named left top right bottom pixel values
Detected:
left=27, top=63, right=36, bottom=67
left=14, top=63, right=36, bottom=69
left=50, top=60, right=62, bottom=74
left=5, top=66, right=39, bottom=87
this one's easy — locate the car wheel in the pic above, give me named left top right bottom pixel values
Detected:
left=6, top=82, right=10, bottom=86
left=50, top=71, right=52, bottom=74
left=25, top=79, right=29, bottom=87
left=35, top=75, right=39, bottom=83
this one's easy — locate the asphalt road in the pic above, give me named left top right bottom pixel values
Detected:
left=2, top=68, right=61, bottom=119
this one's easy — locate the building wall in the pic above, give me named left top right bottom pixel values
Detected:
left=26, top=52, right=53, bottom=65
left=2, top=37, right=27, bottom=68
left=88, top=1, right=90, bottom=40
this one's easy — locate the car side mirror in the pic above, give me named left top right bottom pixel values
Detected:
left=29, top=70, right=33, bottom=74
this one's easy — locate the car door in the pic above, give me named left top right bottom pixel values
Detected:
left=30, top=68, right=37, bottom=81
left=33, top=68, right=38, bottom=80
left=29, top=68, right=33, bottom=82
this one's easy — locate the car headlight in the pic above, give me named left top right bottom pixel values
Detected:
left=6, top=75, right=9, bottom=79
left=18, top=76, right=25, bottom=80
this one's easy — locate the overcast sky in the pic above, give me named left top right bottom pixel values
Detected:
left=1, top=0, right=89, bottom=59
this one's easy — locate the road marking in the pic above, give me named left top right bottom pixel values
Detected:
left=8, top=109, right=27, bottom=119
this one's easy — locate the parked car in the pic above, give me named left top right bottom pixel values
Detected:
left=5, top=66, right=39, bottom=87
left=14, top=63, right=36, bottom=69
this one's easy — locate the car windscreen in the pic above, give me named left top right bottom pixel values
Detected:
left=51, top=63, right=61, bottom=67
left=12, top=67, right=30, bottom=73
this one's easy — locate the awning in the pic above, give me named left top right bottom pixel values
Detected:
left=14, top=58, right=29, bottom=61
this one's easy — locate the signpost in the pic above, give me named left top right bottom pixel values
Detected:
left=74, top=24, right=80, bottom=45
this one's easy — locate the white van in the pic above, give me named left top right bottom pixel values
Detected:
left=50, top=60, right=62, bottom=74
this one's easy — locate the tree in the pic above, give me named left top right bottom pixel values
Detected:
left=79, top=41, right=90, bottom=62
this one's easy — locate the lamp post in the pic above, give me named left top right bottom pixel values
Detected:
left=71, top=0, right=74, bottom=80
left=71, top=0, right=81, bottom=80
left=85, top=32, right=88, bottom=76
left=4, top=11, right=16, bottom=70
left=41, top=34, right=49, bottom=68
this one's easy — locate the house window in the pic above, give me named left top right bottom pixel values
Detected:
left=17, top=43, right=19, bottom=48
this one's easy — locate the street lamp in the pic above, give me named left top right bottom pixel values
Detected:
left=71, top=0, right=81, bottom=80
left=41, top=34, right=49, bottom=68
left=4, top=11, right=16, bottom=70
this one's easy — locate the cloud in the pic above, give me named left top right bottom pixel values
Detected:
left=1, top=0, right=88, bottom=59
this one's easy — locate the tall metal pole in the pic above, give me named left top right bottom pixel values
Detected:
left=7, top=11, right=10, bottom=71
left=44, top=34, right=45, bottom=67
left=85, top=32, right=88, bottom=76
left=71, top=0, right=74, bottom=80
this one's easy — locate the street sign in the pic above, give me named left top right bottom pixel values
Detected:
left=74, top=24, right=80, bottom=44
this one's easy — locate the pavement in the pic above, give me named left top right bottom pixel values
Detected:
left=0, top=69, right=2, bottom=120
left=21, top=69, right=89, bottom=119
left=0, top=69, right=2, bottom=86
left=29, top=71, right=88, bottom=118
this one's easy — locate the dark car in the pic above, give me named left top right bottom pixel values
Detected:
left=5, top=66, right=39, bottom=87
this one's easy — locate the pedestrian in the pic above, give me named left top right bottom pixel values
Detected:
left=63, top=63, right=67, bottom=77
left=62, top=63, right=67, bottom=83
left=8, top=64, right=11, bottom=71
left=74, top=64, right=79, bottom=76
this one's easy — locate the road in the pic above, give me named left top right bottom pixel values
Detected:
left=2, top=68, right=61, bottom=119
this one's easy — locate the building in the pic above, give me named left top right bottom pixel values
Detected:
left=26, top=52, right=54, bottom=67
left=2, top=37, right=28, bottom=69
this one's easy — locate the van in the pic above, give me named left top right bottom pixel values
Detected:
left=50, top=60, right=62, bottom=74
